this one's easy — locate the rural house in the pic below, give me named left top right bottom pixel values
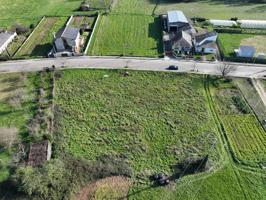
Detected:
left=235, top=45, right=256, bottom=58
left=195, top=32, right=218, bottom=54
left=172, top=31, right=193, bottom=55
left=51, top=26, right=82, bottom=57
left=0, top=31, right=17, bottom=54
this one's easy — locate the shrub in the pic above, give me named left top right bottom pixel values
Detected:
left=15, top=24, right=29, bottom=35
left=232, top=96, right=250, bottom=114
left=29, top=24, right=35, bottom=29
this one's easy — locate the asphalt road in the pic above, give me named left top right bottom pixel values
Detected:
left=0, top=56, right=266, bottom=79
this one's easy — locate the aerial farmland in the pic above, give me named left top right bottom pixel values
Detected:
left=0, top=0, right=266, bottom=200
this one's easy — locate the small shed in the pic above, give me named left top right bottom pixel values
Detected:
left=28, top=140, right=51, bottom=167
left=0, top=31, right=17, bottom=54
left=235, top=45, right=256, bottom=58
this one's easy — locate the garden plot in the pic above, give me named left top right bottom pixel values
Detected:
left=89, top=14, right=163, bottom=57
left=15, top=17, right=67, bottom=58
left=211, top=78, right=266, bottom=166
left=222, top=115, right=266, bottom=166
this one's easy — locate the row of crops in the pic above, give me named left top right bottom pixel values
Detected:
left=222, top=115, right=266, bottom=166
left=212, top=78, right=266, bottom=167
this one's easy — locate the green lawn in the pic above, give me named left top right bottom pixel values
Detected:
left=0, top=0, right=111, bottom=28
left=15, top=17, right=68, bottom=58
left=218, top=33, right=254, bottom=57
left=89, top=14, right=163, bottom=57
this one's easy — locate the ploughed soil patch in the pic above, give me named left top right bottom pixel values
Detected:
left=75, top=176, right=131, bottom=200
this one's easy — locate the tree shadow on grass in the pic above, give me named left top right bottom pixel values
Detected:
left=148, top=17, right=164, bottom=55
left=31, top=43, right=52, bottom=57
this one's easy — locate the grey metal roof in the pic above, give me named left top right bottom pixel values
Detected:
left=239, top=45, right=255, bottom=52
left=61, top=26, right=80, bottom=40
left=195, top=32, right=217, bottom=43
left=0, top=32, right=14, bottom=48
left=172, top=31, right=193, bottom=48
left=54, top=38, right=65, bottom=51
left=167, top=10, right=188, bottom=24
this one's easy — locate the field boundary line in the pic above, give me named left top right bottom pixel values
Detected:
left=84, top=13, right=100, bottom=55
left=66, top=15, right=73, bottom=26
left=14, top=16, right=46, bottom=57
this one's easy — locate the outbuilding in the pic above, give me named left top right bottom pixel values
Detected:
left=0, top=31, right=17, bottom=54
left=167, top=10, right=189, bottom=32
left=209, top=20, right=237, bottom=27
left=235, top=45, right=256, bottom=58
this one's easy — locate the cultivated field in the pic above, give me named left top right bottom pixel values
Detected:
left=15, top=17, right=68, bottom=58
left=210, top=78, right=266, bottom=167
left=222, top=115, right=266, bottom=165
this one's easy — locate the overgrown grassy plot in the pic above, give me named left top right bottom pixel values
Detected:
left=54, top=70, right=219, bottom=174
left=89, top=14, right=163, bottom=57
left=15, top=17, right=68, bottom=58
left=0, top=73, right=36, bottom=182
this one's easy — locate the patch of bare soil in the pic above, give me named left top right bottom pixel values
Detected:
left=75, top=176, right=131, bottom=200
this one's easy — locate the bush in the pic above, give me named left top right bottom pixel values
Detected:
left=15, top=24, right=29, bottom=35
left=232, top=96, right=250, bottom=114
left=29, top=24, right=35, bottom=29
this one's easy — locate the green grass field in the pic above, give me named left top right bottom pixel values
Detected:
left=55, top=70, right=219, bottom=174
left=129, top=164, right=266, bottom=200
left=155, top=0, right=266, bottom=19
left=89, top=14, right=163, bottom=56
left=53, top=70, right=266, bottom=199
left=0, top=0, right=111, bottom=28
left=15, top=17, right=68, bottom=58
left=218, top=33, right=254, bottom=57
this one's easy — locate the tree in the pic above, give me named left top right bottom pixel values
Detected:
left=219, top=62, right=236, bottom=77
left=13, top=159, right=68, bottom=200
